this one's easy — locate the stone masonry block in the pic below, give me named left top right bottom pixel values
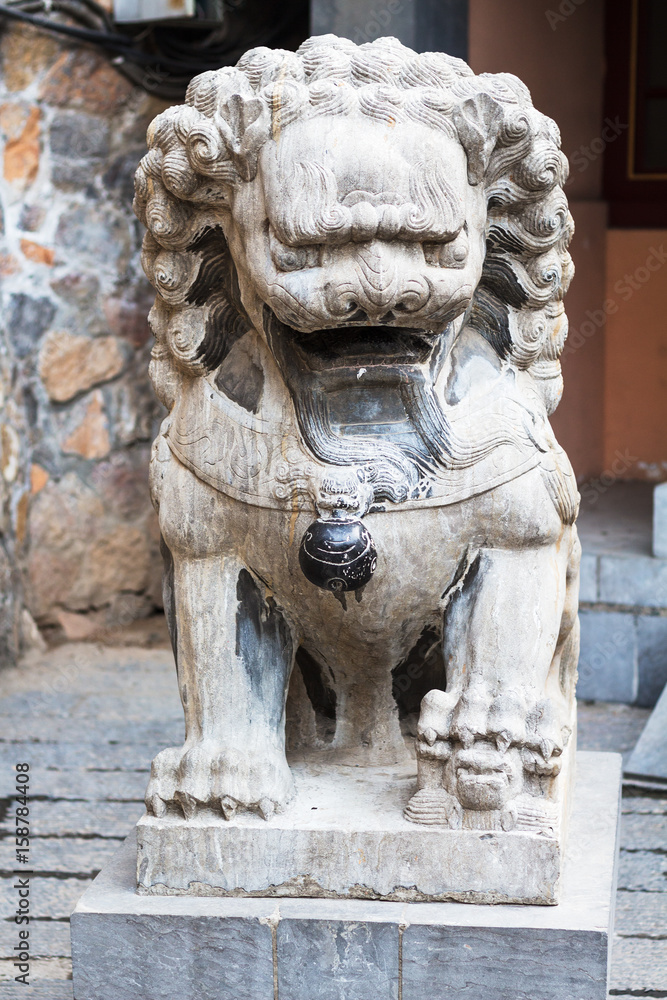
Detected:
left=598, top=554, right=667, bottom=609
left=654, top=483, right=667, bottom=559
left=577, top=609, right=637, bottom=703
left=277, top=918, right=398, bottom=1000
left=49, top=112, right=109, bottom=159
left=636, top=614, right=667, bottom=707
left=71, top=911, right=275, bottom=1000
left=401, top=924, right=608, bottom=1000
left=579, top=551, right=598, bottom=602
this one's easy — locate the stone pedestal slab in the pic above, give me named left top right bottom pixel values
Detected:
left=136, top=750, right=573, bottom=905
left=71, top=751, right=621, bottom=1000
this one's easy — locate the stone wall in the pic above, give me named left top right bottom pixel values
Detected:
left=0, top=23, right=168, bottom=661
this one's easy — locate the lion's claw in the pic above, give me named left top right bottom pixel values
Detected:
left=145, top=741, right=294, bottom=821
left=220, top=795, right=238, bottom=821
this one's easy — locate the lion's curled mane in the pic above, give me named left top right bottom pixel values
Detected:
left=134, top=34, right=573, bottom=425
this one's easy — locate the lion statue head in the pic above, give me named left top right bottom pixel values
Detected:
left=135, top=34, right=574, bottom=520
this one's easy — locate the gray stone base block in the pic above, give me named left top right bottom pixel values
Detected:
left=576, top=607, right=667, bottom=707
left=136, top=751, right=574, bottom=905
left=70, top=751, right=621, bottom=1000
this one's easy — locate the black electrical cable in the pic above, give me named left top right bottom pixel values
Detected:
left=0, top=0, right=306, bottom=98
left=0, top=2, right=131, bottom=44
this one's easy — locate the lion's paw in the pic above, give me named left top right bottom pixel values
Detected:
left=145, top=741, right=295, bottom=821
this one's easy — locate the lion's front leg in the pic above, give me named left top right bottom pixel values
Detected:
left=407, top=530, right=579, bottom=830
left=146, top=548, right=296, bottom=821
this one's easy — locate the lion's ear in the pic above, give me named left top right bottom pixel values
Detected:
left=216, top=92, right=269, bottom=182
left=453, top=95, right=505, bottom=184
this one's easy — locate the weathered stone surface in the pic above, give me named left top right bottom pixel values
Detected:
left=38, top=330, right=125, bottom=402
left=62, top=390, right=111, bottom=459
left=0, top=765, right=146, bottom=801
left=622, top=794, right=667, bottom=815
left=0, top=738, right=170, bottom=771
left=0, top=984, right=73, bottom=999
left=103, top=359, right=161, bottom=448
left=20, top=239, right=53, bottom=265
left=89, top=448, right=152, bottom=519
left=0, top=920, right=71, bottom=960
left=30, top=463, right=49, bottom=493
left=0, top=800, right=142, bottom=839
left=49, top=111, right=110, bottom=160
left=78, top=524, right=151, bottom=600
left=55, top=204, right=131, bottom=269
left=50, top=271, right=99, bottom=306
left=0, top=541, right=19, bottom=666
left=277, top=919, right=398, bottom=1000
left=0, top=423, right=19, bottom=482
left=620, top=810, right=667, bottom=849
left=6, top=293, right=54, bottom=358
left=103, top=148, right=148, bottom=204
left=103, top=286, right=153, bottom=347
left=1, top=103, right=40, bottom=186
left=402, top=924, right=608, bottom=1000
left=18, top=202, right=45, bottom=232
left=0, top=961, right=72, bottom=990
left=0, top=836, right=123, bottom=875
left=0, top=253, right=19, bottom=276
left=615, top=888, right=667, bottom=936
left=25, top=472, right=156, bottom=619
left=39, top=49, right=133, bottom=115
left=579, top=551, right=598, bottom=601
left=0, top=24, right=61, bottom=92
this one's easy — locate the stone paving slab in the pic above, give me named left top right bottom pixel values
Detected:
left=620, top=810, right=667, bottom=849
left=0, top=717, right=184, bottom=745
left=0, top=919, right=71, bottom=958
left=617, top=849, right=667, bottom=893
left=0, top=767, right=147, bottom=801
left=611, top=935, right=667, bottom=992
left=0, top=838, right=123, bottom=875
left=0, top=878, right=92, bottom=920
left=575, top=702, right=651, bottom=764
left=615, top=889, right=667, bottom=936
left=0, top=742, right=162, bottom=771
left=0, top=982, right=73, bottom=998
left=0, top=800, right=143, bottom=838
left=0, top=957, right=71, bottom=984
left=622, top=794, right=667, bottom=814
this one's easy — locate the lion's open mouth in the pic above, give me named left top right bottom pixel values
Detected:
left=264, top=308, right=439, bottom=371
left=291, top=326, right=438, bottom=369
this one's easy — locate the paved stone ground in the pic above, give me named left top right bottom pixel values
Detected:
left=0, top=641, right=664, bottom=999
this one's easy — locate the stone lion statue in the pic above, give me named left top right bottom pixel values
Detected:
left=134, top=34, right=580, bottom=834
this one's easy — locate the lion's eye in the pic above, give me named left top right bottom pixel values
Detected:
left=423, top=227, right=468, bottom=269
left=271, top=240, right=320, bottom=272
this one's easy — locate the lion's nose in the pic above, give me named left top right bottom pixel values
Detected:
left=324, top=242, right=431, bottom=321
